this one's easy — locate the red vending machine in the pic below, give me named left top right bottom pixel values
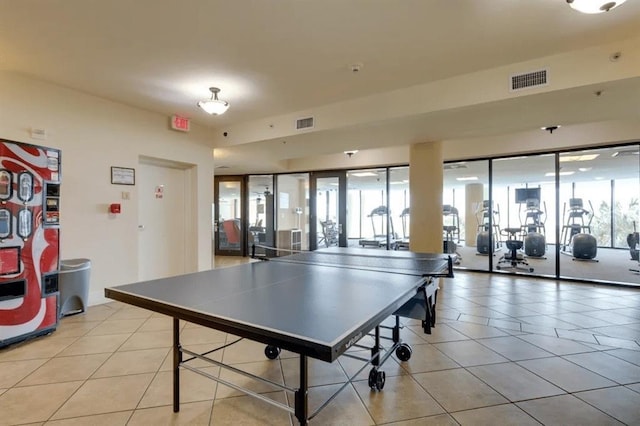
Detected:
left=0, top=138, right=61, bottom=348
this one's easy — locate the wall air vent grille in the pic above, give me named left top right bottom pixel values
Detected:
left=296, top=116, right=314, bottom=130
left=510, top=69, right=548, bottom=91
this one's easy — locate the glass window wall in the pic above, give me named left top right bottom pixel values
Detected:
left=390, top=167, right=410, bottom=249
left=243, top=141, right=640, bottom=288
left=215, top=178, right=243, bottom=255
left=443, top=160, right=490, bottom=270
left=347, top=168, right=391, bottom=249
left=442, top=143, right=639, bottom=286
left=247, top=175, right=274, bottom=255
left=275, top=173, right=309, bottom=252
left=491, top=154, right=555, bottom=277
left=559, top=146, right=640, bottom=284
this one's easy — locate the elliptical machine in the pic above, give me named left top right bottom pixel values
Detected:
left=628, top=221, right=639, bottom=261
left=561, top=198, right=597, bottom=261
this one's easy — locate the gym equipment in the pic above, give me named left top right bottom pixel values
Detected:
left=318, top=220, right=338, bottom=248
left=476, top=200, right=501, bottom=255
left=524, top=232, right=546, bottom=257
left=561, top=198, right=594, bottom=252
left=572, top=233, right=598, bottom=261
left=521, top=198, right=546, bottom=235
left=395, top=207, right=410, bottom=250
left=359, top=206, right=396, bottom=248
left=515, top=188, right=546, bottom=259
left=476, top=231, right=491, bottom=254
left=628, top=221, right=639, bottom=261
left=442, top=205, right=460, bottom=243
left=560, top=198, right=598, bottom=261
left=496, top=227, right=533, bottom=272
left=442, top=205, right=462, bottom=263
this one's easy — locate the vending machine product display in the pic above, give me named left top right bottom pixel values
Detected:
left=0, top=138, right=61, bottom=348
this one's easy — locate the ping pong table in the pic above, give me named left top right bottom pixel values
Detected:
left=105, top=249, right=453, bottom=424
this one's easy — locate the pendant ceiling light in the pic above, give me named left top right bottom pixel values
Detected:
left=197, top=87, right=229, bottom=115
left=566, top=0, right=627, bottom=13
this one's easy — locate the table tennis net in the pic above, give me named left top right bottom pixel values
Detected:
left=268, top=251, right=453, bottom=278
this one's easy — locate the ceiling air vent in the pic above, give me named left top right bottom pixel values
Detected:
left=295, top=116, right=314, bottom=130
left=510, top=69, right=548, bottom=92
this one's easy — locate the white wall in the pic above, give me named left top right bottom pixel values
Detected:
left=0, top=71, right=215, bottom=305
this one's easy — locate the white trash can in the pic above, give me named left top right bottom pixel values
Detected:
left=59, top=258, right=91, bottom=317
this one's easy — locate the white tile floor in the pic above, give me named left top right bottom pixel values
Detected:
left=1, top=267, right=639, bottom=425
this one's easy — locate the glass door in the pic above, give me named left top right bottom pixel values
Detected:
left=310, top=171, right=347, bottom=250
left=214, top=176, right=245, bottom=256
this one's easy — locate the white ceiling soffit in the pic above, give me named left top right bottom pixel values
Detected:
left=214, top=77, right=640, bottom=173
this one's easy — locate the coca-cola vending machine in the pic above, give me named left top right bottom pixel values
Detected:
left=0, top=138, right=61, bottom=348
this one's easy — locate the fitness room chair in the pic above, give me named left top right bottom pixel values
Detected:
left=496, top=227, right=534, bottom=272
left=560, top=198, right=598, bottom=261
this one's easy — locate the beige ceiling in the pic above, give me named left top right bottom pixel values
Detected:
left=1, top=0, right=639, bottom=172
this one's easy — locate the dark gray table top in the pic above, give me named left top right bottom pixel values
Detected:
left=105, top=251, right=450, bottom=362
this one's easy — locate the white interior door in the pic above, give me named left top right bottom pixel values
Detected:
left=138, top=161, right=186, bottom=281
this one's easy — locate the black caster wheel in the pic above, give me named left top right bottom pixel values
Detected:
left=264, top=345, right=281, bottom=360
left=368, top=368, right=386, bottom=391
left=496, top=265, right=501, bottom=270
left=395, top=343, right=412, bottom=362
left=529, top=268, right=534, bottom=272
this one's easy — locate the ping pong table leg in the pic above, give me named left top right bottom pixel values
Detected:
left=421, top=287, right=432, bottom=334
left=173, top=318, right=182, bottom=413
left=371, top=326, right=381, bottom=367
left=294, top=355, right=309, bottom=425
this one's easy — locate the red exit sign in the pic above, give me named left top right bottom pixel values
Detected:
left=170, top=115, right=190, bottom=132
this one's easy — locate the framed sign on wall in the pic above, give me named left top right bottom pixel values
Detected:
left=111, top=166, right=135, bottom=185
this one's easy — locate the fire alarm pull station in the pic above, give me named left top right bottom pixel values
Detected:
left=109, top=203, right=121, bottom=214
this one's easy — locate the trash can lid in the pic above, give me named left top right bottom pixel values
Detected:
left=60, top=259, right=91, bottom=270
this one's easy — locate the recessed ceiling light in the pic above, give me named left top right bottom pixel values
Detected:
left=559, top=154, right=599, bottom=162
left=456, top=176, right=479, bottom=181
left=578, top=167, right=592, bottom=172
left=351, top=172, right=377, bottom=177
left=545, top=171, right=575, bottom=176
